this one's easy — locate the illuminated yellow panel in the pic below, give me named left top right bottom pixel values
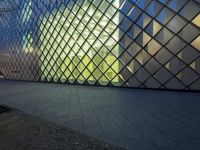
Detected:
left=192, top=13, right=200, bottom=27
left=147, top=40, right=161, bottom=56
left=191, top=36, right=200, bottom=51
left=153, top=21, right=162, bottom=36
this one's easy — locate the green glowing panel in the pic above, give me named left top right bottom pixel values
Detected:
left=38, top=1, right=121, bottom=85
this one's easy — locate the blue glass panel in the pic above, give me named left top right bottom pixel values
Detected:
left=156, top=9, right=166, bottom=24
left=158, top=0, right=168, bottom=4
left=128, top=7, right=142, bottom=21
left=168, top=0, right=187, bottom=12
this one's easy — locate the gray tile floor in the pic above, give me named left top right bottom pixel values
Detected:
left=0, top=80, right=200, bottom=150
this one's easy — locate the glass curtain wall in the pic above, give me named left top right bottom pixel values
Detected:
left=0, top=0, right=200, bottom=90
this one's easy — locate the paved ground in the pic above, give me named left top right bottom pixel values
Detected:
left=0, top=105, right=124, bottom=150
left=0, top=80, right=200, bottom=150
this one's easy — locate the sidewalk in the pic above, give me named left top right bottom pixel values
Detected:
left=0, top=80, right=200, bottom=150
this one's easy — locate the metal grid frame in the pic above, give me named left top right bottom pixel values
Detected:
left=0, top=0, right=200, bottom=90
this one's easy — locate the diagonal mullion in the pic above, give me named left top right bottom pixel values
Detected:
left=33, top=3, right=60, bottom=80
left=35, top=1, right=75, bottom=81
left=141, top=1, right=200, bottom=87
left=62, top=1, right=111, bottom=82
left=34, top=1, right=72, bottom=80
left=58, top=1, right=92, bottom=81
left=119, top=0, right=191, bottom=87
left=58, top=1, right=107, bottom=82
left=45, top=1, right=92, bottom=82
left=41, top=4, right=74, bottom=81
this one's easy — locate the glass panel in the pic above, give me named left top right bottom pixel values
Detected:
left=180, top=1, right=200, bottom=20
left=168, top=0, right=188, bottom=12
left=191, top=36, right=200, bottom=51
left=192, top=13, right=200, bottom=27
left=155, top=28, right=174, bottom=45
left=179, top=24, right=200, bottom=43
left=166, top=15, right=187, bottom=33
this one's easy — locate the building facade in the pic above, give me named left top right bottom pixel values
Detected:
left=0, top=0, right=200, bottom=90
